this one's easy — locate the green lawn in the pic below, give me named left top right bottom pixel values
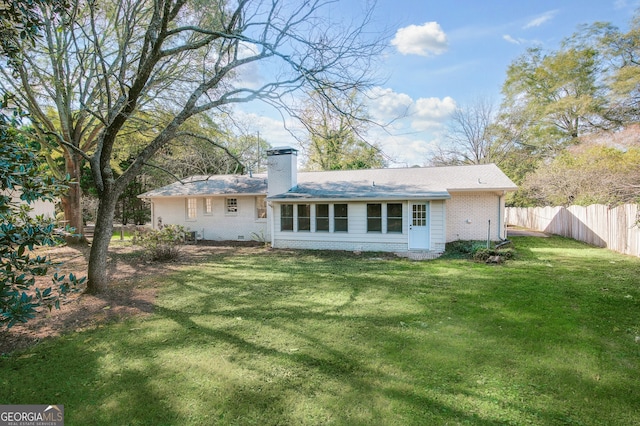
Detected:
left=2, top=236, right=639, bottom=425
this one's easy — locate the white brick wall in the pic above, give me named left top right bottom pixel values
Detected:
left=445, top=192, right=506, bottom=241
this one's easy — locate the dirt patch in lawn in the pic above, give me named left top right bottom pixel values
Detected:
left=0, top=240, right=265, bottom=355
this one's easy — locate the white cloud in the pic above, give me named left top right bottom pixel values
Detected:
left=614, top=0, right=628, bottom=9
left=367, top=87, right=413, bottom=123
left=412, top=96, right=456, bottom=131
left=523, top=10, right=558, bottom=29
left=363, top=88, right=456, bottom=164
left=231, top=42, right=263, bottom=89
left=232, top=109, right=301, bottom=148
left=237, top=89, right=457, bottom=167
left=366, top=88, right=455, bottom=131
left=391, top=22, right=448, bottom=57
left=503, top=34, right=521, bottom=45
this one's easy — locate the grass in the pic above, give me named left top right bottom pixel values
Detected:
left=2, top=236, right=639, bottom=425
left=111, top=228, right=136, bottom=240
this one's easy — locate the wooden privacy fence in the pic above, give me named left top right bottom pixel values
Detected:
left=506, top=204, right=640, bottom=257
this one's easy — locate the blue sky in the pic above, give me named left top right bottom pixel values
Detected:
left=236, top=0, right=639, bottom=167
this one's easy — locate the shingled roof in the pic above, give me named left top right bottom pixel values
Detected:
left=139, top=164, right=516, bottom=200
left=139, top=174, right=268, bottom=198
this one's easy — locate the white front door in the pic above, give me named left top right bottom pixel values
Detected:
left=408, top=203, right=430, bottom=250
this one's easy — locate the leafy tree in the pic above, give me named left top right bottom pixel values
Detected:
left=1, top=0, right=84, bottom=328
left=521, top=143, right=640, bottom=206
left=598, top=13, right=640, bottom=123
left=0, top=0, right=68, bottom=62
left=501, top=46, right=606, bottom=157
left=0, top=1, right=94, bottom=236
left=115, top=162, right=151, bottom=226
left=298, top=90, right=386, bottom=171
left=2, top=0, right=384, bottom=293
left=0, top=106, right=84, bottom=328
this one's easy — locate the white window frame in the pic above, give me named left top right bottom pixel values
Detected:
left=281, top=204, right=294, bottom=231
left=226, top=198, right=238, bottom=215
left=367, top=203, right=382, bottom=233
left=387, top=203, right=403, bottom=233
left=333, top=203, right=348, bottom=233
left=256, top=196, right=267, bottom=220
left=186, top=197, right=197, bottom=221
left=204, top=198, right=213, bottom=215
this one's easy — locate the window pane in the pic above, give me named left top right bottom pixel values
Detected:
left=187, top=198, right=197, bottom=219
left=412, top=204, right=426, bottom=226
left=367, top=203, right=381, bottom=232
left=281, top=204, right=293, bottom=231
left=297, top=204, right=310, bottom=218
left=316, top=218, right=329, bottom=232
left=316, top=204, right=329, bottom=231
left=367, top=218, right=381, bottom=232
left=281, top=218, right=293, bottom=231
left=387, top=219, right=402, bottom=233
left=282, top=204, right=293, bottom=217
left=316, top=204, right=329, bottom=217
left=256, top=197, right=267, bottom=218
left=387, top=203, right=402, bottom=217
left=334, top=204, right=348, bottom=232
left=387, top=203, right=402, bottom=233
left=367, top=203, right=381, bottom=217
left=298, top=204, right=310, bottom=231
left=335, top=203, right=348, bottom=217
left=226, top=198, right=238, bottom=213
left=335, top=218, right=348, bottom=232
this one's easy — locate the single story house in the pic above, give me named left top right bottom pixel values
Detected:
left=2, top=188, right=57, bottom=220
left=139, top=147, right=517, bottom=256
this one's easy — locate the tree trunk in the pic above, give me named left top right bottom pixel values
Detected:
left=85, top=189, right=118, bottom=294
left=61, top=153, right=86, bottom=243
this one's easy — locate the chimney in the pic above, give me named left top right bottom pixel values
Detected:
left=266, top=147, right=298, bottom=196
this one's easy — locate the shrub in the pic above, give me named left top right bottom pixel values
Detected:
left=1, top=131, right=84, bottom=328
left=134, top=225, right=186, bottom=261
left=472, top=247, right=515, bottom=262
left=444, top=240, right=488, bottom=258
left=444, top=240, right=515, bottom=262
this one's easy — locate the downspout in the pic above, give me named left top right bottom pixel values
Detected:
left=497, top=192, right=504, bottom=240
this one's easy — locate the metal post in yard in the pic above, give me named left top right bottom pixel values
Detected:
left=487, top=220, right=491, bottom=249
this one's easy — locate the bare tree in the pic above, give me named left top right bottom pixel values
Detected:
left=1, top=0, right=384, bottom=293
left=431, top=98, right=513, bottom=166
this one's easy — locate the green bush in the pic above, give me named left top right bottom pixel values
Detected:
left=1, top=125, right=84, bottom=328
left=444, top=240, right=515, bottom=262
left=472, top=247, right=515, bottom=262
left=444, top=240, right=487, bottom=258
left=133, top=225, right=186, bottom=261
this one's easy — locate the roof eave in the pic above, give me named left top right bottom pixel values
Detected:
left=267, top=193, right=452, bottom=202
left=447, top=186, right=518, bottom=193
left=139, top=192, right=266, bottom=199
